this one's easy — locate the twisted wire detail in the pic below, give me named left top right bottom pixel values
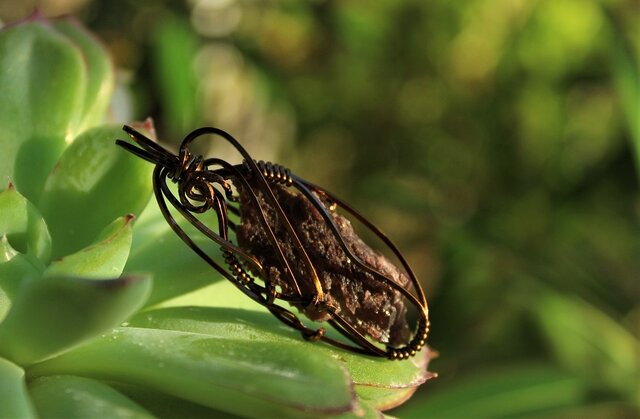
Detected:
left=245, top=160, right=293, bottom=186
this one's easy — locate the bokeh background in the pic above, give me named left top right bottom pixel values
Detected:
left=1, top=0, right=638, bottom=416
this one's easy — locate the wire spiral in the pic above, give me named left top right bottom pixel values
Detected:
left=245, top=160, right=293, bottom=186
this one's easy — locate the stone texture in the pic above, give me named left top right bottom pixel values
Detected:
left=235, top=180, right=410, bottom=346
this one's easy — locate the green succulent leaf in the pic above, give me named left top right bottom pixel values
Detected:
left=39, top=125, right=154, bottom=259
left=0, top=183, right=51, bottom=263
left=29, top=375, right=153, bottom=419
left=0, top=18, right=86, bottom=202
left=0, top=274, right=151, bottom=366
left=146, top=282, right=432, bottom=389
left=126, top=202, right=223, bottom=307
left=51, top=18, right=114, bottom=133
left=0, top=357, right=37, bottom=418
left=30, top=326, right=356, bottom=418
left=128, top=305, right=432, bottom=405
left=45, top=215, right=134, bottom=279
left=0, top=236, right=44, bottom=319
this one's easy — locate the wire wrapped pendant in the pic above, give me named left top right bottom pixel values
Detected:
left=116, top=126, right=429, bottom=360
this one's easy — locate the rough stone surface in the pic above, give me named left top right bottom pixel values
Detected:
left=235, top=180, right=411, bottom=346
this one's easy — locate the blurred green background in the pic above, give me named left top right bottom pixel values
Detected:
left=1, top=0, right=638, bottom=417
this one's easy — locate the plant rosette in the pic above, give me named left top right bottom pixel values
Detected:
left=0, top=14, right=434, bottom=418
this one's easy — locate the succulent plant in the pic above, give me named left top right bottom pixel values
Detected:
left=0, top=15, right=434, bottom=418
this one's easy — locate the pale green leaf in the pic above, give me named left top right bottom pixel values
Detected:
left=126, top=202, right=224, bottom=307
left=0, top=236, right=43, bottom=320
left=52, top=18, right=114, bottom=132
left=0, top=357, right=36, bottom=418
left=39, top=125, right=153, bottom=258
left=30, top=326, right=356, bottom=418
left=0, top=274, right=151, bottom=365
left=128, top=305, right=432, bottom=397
left=45, top=215, right=134, bottom=279
left=0, top=183, right=51, bottom=263
left=0, top=19, right=86, bottom=202
left=146, top=281, right=433, bottom=390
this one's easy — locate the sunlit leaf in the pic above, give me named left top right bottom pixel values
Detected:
left=30, top=326, right=356, bottom=418
left=0, top=18, right=86, bottom=202
left=0, top=357, right=36, bottom=418
left=0, top=236, right=43, bottom=319
left=39, top=125, right=153, bottom=258
left=128, top=305, right=432, bottom=392
left=51, top=18, right=114, bottom=132
left=45, top=215, right=134, bottom=279
left=125, top=202, right=222, bottom=307
left=0, top=274, right=151, bottom=365
left=0, top=183, right=51, bottom=263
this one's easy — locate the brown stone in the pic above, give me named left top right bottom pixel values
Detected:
left=235, top=180, right=411, bottom=346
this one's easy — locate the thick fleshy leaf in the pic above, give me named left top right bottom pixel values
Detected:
left=29, top=375, right=153, bottom=419
left=39, top=125, right=154, bottom=258
left=0, top=18, right=86, bottom=202
left=0, top=357, right=36, bottom=418
left=153, top=282, right=433, bottom=411
left=126, top=202, right=224, bottom=307
left=150, top=282, right=433, bottom=388
left=150, top=277, right=433, bottom=413
left=29, top=327, right=356, bottom=418
left=0, top=274, right=151, bottom=365
left=0, top=183, right=51, bottom=263
left=533, top=291, right=640, bottom=401
left=129, top=305, right=432, bottom=396
left=0, top=236, right=43, bottom=319
left=392, top=365, right=586, bottom=418
left=45, top=215, right=134, bottom=279
left=51, top=18, right=114, bottom=132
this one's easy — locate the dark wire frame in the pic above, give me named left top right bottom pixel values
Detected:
left=116, top=125, right=430, bottom=360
